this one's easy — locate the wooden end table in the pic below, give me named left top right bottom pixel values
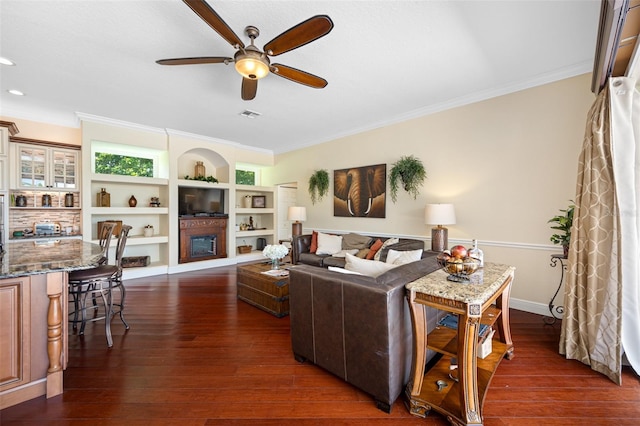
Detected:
left=236, top=262, right=290, bottom=317
left=405, top=262, right=515, bottom=426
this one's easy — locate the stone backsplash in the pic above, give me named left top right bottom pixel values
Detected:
left=9, top=209, right=81, bottom=236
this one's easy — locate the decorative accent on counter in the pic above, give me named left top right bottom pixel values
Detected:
left=42, top=194, right=52, bottom=207
left=97, top=188, right=110, bottom=207
left=149, top=197, right=160, bottom=207
left=129, top=195, right=137, bottom=207
left=65, top=192, right=74, bottom=207
left=143, top=225, right=154, bottom=237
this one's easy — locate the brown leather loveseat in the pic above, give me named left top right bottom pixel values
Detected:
left=288, top=252, right=441, bottom=412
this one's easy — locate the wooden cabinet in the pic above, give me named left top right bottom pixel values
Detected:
left=14, top=143, right=79, bottom=190
left=405, top=263, right=515, bottom=426
left=0, top=276, right=31, bottom=397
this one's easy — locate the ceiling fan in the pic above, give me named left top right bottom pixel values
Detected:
left=156, top=0, right=334, bottom=100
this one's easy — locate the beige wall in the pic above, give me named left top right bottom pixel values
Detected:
left=0, top=115, right=81, bottom=146
left=265, top=73, right=595, bottom=312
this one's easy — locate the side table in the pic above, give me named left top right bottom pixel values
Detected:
left=544, top=254, right=567, bottom=325
left=405, top=263, right=515, bottom=426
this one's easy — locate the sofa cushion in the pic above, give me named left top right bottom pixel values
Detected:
left=316, top=232, right=343, bottom=255
left=310, top=231, right=318, bottom=253
left=366, top=239, right=384, bottom=260
left=332, top=249, right=359, bottom=258
left=322, top=256, right=347, bottom=268
left=342, top=233, right=373, bottom=250
left=374, top=238, right=399, bottom=261
left=386, top=248, right=423, bottom=265
left=378, top=238, right=426, bottom=262
left=375, top=252, right=439, bottom=286
left=345, top=253, right=398, bottom=277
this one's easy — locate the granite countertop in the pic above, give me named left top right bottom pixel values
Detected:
left=406, top=262, right=516, bottom=306
left=0, top=239, right=103, bottom=278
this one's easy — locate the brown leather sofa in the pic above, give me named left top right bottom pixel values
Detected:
left=291, top=233, right=426, bottom=268
left=289, top=252, right=441, bottom=413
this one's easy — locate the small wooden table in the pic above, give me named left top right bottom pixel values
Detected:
left=405, top=263, right=515, bottom=426
left=236, top=262, right=290, bottom=317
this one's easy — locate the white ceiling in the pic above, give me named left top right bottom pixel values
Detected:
left=0, top=1, right=601, bottom=154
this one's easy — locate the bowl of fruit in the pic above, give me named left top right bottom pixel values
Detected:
left=437, top=245, right=481, bottom=281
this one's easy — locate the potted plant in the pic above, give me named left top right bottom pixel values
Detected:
left=548, top=202, right=575, bottom=258
left=308, top=169, right=329, bottom=204
left=389, top=155, right=427, bottom=202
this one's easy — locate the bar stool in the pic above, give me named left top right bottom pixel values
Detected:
left=68, top=224, right=132, bottom=347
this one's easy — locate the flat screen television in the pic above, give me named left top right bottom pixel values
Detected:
left=178, top=187, right=226, bottom=216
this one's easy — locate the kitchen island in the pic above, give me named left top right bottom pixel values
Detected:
left=0, top=240, right=103, bottom=409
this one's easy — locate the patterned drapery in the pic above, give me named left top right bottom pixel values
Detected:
left=560, top=77, right=639, bottom=384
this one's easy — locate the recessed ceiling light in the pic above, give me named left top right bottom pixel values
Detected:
left=0, top=57, right=16, bottom=66
left=8, top=89, right=25, bottom=96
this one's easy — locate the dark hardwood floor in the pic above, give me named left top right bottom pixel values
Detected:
left=1, top=265, right=639, bottom=425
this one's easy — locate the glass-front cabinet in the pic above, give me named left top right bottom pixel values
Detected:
left=17, top=143, right=78, bottom=190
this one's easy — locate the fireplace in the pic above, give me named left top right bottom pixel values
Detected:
left=179, top=217, right=227, bottom=264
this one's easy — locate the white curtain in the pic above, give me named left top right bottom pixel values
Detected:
left=610, top=77, right=640, bottom=374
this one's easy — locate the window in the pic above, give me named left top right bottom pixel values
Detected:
left=236, top=169, right=255, bottom=185
left=94, top=152, right=154, bottom=177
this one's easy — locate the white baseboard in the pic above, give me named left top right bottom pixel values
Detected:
left=510, top=297, right=561, bottom=319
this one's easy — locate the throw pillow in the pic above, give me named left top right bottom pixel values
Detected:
left=366, top=239, right=384, bottom=260
left=345, top=253, right=397, bottom=277
left=374, top=237, right=399, bottom=261
left=342, top=233, right=373, bottom=250
left=386, top=248, right=423, bottom=265
left=356, top=248, right=370, bottom=258
left=328, top=266, right=363, bottom=275
left=316, top=232, right=343, bottom=255
left=310, top=231, right=318, bottom=253
left=331, top=249, right=359, bottom=258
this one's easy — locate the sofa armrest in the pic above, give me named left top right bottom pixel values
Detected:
left=292, top=234, right=312, bottom=264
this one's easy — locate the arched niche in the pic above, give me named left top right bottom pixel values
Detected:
left=178, top=148, right=230, bottom=184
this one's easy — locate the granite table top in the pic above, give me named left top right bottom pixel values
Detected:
left=406, top=262, right=516, bottom=308
left=0, top=239, right=103, bottom=278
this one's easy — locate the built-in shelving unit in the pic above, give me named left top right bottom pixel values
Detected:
left=89, top=174, right=170, bottom=279
left=235, top=184, right=277, bottom=262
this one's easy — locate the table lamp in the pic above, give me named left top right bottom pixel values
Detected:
left=425, top=203, right=456, bottom=252
left=288, top=206, right=307, bottom=236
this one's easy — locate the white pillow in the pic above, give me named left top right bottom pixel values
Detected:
left=345, top=253, right=397, bottom=277
left=374, top=237, right=400, bottom=261
left=316, top=232, right=343, bottom=255
left=331, top=249, right=359, bottom=258
left=386, top=248, right=423, bottom=265
left=328, top=266, right=363, bottom=275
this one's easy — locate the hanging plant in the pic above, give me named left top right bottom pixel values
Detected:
left=308, top=169, right=329, bottom=204
left=389, top=155, right=427, bottom=202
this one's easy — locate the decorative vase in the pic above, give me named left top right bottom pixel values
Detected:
left=97, top=188, right=110, bottom=207
left=129, top=195, right=137, bottom=207
left=194, top=161, right=205, bottom=178
left=243, top=196, right=252, bottom=208
left=271, top=258, right=280, bottom=270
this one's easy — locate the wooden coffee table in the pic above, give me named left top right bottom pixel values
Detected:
left=236, top=262, right=290, bottom=317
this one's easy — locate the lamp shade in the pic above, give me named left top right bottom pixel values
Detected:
left=425, top=204, right=456, bottom=225
left=288, top=206, right=307, bottom=222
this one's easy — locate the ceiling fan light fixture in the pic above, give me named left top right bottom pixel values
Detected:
left=234, top=50, right=269, bottom=80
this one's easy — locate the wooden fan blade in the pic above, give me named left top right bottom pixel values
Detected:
left=271, top=64, right=327, bottom=88
left=264, top=15, right=333, bottom=56
left=156, top=57, right=231, bottom=65
left=183, top=0, right=244, bottom=48
left=241, top=78, right=258, bottom=100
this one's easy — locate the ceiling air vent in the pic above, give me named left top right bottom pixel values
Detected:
left=239, top=109, right=261, bottom=119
